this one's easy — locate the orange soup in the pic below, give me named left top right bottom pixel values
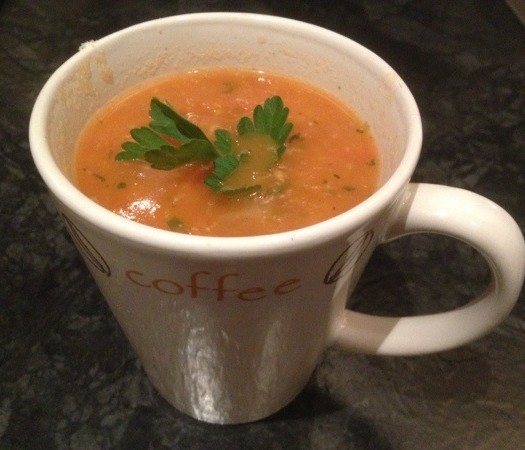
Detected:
left=74, top=69, right=379, bottom=237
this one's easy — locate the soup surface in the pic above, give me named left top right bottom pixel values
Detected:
left=74, top=69, right=379, bottom=237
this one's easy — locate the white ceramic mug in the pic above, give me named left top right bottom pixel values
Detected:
left=29, top=13, right=525, bottom=424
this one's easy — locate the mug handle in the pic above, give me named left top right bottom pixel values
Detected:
left=333, top=183, right=525, bottom=355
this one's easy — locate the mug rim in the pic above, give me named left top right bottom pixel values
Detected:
left=29, top=12, right=422, bottom=257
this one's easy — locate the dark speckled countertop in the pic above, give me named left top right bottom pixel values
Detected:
left=1, top=1, right=525, bottom=449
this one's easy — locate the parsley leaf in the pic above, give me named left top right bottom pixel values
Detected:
left=116, top=98, right=218, bottom=168
left=116, top=95, right=293, bottom=195
left=204, top=96, right=293, bottom=193
left=116, top=127, right=172, bottom=161
left=149, top=97, right=209, bottom=143
left=213, top=129, right=235, bottom=155
left=145, top=141, right=216, bottom=170
left=237, top=96, right=293, bottom=157
left=204, top=154, right=240, bottom=191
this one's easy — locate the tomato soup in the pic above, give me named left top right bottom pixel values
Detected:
left=74, top=69, right=379, bottom=237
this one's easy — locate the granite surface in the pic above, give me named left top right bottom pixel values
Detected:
left=1, top=0, right=525, bottom=448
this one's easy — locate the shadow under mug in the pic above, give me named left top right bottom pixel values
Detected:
left=29, top=13, right=525, bottom=424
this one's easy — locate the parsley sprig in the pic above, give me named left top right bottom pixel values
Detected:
left=116, top=96, right=293, bottom=195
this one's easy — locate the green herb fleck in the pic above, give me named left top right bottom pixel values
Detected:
left=222, top=81, right=235, bottom=93
left=356, top=122, right=370, bottom=133
left=343, top=185, right=355, bottom=192
left=366, top=159, right=376, bottom=166
left=288, top=133, right=302, bottom=143
left=167, top=217, right=185, bottom=231
left=116, top=182, right=127, bottom=189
